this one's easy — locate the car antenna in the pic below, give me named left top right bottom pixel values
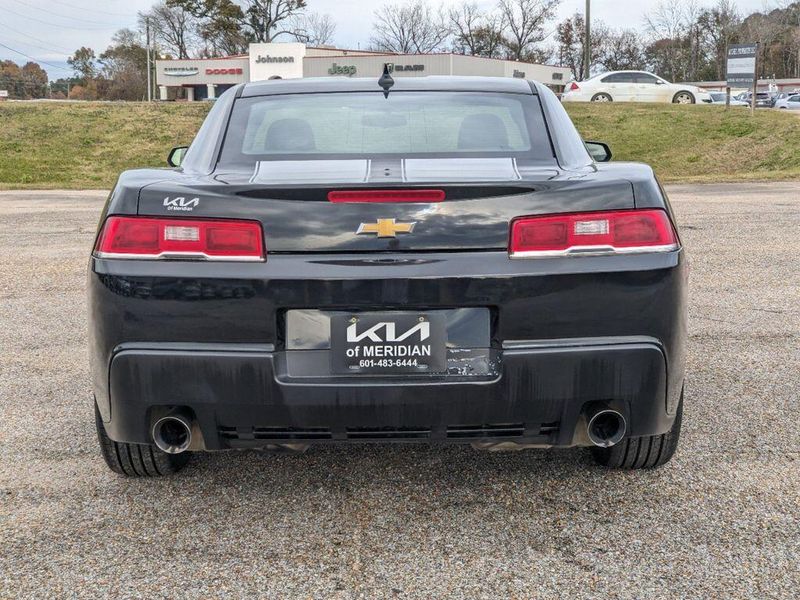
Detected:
left=378, top=63, right=394, bottom=98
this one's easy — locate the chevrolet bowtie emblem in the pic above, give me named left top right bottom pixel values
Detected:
left=356, top=218, right=416, bottom=238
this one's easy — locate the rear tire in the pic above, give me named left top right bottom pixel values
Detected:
left=591, top=93, right=613, bottom=102
left=95, top=404, right=190, bottom=476
left=591, top=393, right=683, bottom=469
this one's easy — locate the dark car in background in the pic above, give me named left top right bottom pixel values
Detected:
left=89, top=75, right=687, bottom=477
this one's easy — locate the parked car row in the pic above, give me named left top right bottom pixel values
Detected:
left=733, top=90, right=800, bottom=110
left=562, top=71, right=800, bottom=110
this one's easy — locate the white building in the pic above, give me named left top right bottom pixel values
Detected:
left=155, top=43, right=572, bottom=101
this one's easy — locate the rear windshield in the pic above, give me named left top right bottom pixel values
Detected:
left=217, top=91, right=554, bottom=168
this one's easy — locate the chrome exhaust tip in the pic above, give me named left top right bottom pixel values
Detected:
left=587, top=409, right=627, bottom=448
left=152, top=413, right=192, bottom=454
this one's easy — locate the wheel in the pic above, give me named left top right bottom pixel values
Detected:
left=95, top=404, right=190, bottom=476
left=591, top=93, right=613, bottom=102
left=672, top=91, right=695, bottom=104
left=591, top=393, right=683, bottom=469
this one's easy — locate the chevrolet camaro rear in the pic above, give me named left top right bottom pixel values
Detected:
left=88, top=76, right=687, bottom=477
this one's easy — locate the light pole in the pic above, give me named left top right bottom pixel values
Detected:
left=584, top=0, right=591, bottom=81
left=146, top=17, right=152, bottom=102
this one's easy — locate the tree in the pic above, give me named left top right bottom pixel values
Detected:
left=20, top=62, right=48, bottom=98
left=449, top=2, right=506, bottom=58
left=600, top=29, right=646, bottom=72
left=697, top=0, right=741, bottom=80
left=370, top=0, right=452, bottom=53
left=291, top=12, right=336, bottom=46
left=497, top=0, right=560, bottom=62
left=555, top=13, right=607, bottom=80
left=141, top=1, right=201, bottom=59
left=99, top=29, right=148, bottom=100
left=171, top=0, right=307, bottom=45
left=68, top=47, right=98, bottom=83
left=0, top=60, right=49, bottom=99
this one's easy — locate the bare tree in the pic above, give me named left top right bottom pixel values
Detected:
left=242, top=0, right=307, bottom=41
left=449, top=1, right=506, bottom=57
left=141, top=1, right=200, bottom=59
left=371, top=0, right=452, bottom=54
left=291, top=12, right=336, bottom=46
left=497, top=0, right=561, bottom=61
left=170, top=0, right=307, bottom=45
left=555, top=12, right=608, bottom=79
left=600, top=29, right=646, bottom=72
left=697, top=0, right=741, bottom=79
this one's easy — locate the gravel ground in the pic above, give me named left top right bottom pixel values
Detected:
left=1, top=185, right=798, bottom=599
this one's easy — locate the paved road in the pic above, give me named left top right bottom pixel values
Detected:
left=1, top=185, right=798, bottom=598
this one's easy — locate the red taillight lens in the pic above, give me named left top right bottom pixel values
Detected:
left=94, top=216, right=265, bottom=261
left=328, top=189, right=445, bottom=203
left=568, top=82, right=580, bottom=92
left=510, top=210, right=678, bottom=258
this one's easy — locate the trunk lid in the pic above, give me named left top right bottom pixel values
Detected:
left=137, top=160, right=635, bottom=253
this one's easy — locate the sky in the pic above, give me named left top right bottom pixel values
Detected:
left=0, top=0, right=780, bottom=80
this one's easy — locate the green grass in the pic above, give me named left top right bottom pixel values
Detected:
left=565, top=103, right=800, bottom=183
left=1, top=100, right=799, bottom=189
left=0, top=102, right=210, bottom=189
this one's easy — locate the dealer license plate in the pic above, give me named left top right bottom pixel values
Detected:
left=330, top=312, right=447, bottom=374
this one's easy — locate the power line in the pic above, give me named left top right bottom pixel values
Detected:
left=0, top=40, right=73, bottom=71
left=0, top=32, right=70, bottom=56
left=3, top=0, right=125, bottom=27
left=0, top=5, right=118, bottom=31
left=44, top=0, right=136, bottom=18
left=0, top=22, right=73, bottom=53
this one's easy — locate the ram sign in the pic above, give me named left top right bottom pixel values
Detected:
left=726, top=43, right=757, bottom=87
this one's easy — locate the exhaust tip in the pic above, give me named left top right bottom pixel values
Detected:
left=152, top=415, right=192, bottom=454
left=587, top=409, right=626, bottom=448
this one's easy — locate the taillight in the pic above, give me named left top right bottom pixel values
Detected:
left=568, top=82, right=580, bottom=92
left=509, top=209, right=678, bottom=258
left=328, top=189, right=445, bottom=203
left=94, top=216, right=265, bottom=261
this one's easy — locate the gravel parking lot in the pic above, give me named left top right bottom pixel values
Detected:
left=1, top=184, right=798, bottom=598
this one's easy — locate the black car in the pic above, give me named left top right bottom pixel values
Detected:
left=89, top=74, right=687, bottom=476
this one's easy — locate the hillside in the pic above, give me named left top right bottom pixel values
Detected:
left=1, top=100, right=799, bottom=189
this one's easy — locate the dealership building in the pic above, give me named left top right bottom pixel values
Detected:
left=155, top=43, right=572, bottom=100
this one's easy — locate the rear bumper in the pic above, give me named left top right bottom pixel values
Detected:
left=104, top=337, right=672, bottom=449
left=89, top=249, right=687, bottom=449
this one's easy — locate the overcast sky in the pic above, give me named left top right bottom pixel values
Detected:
left=0, top=0, right=777, bottom=79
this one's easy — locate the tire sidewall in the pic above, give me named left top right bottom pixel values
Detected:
left=673, top=91, right=695, bottom=104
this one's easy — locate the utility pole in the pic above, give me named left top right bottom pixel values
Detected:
left=583, top=0, right=591, bottom=81
left=146, top=17, right=152, bottom=102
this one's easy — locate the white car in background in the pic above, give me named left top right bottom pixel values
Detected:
left=561, top=71, right=711, bottom=104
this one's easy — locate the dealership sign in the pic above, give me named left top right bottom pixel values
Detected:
left=387, top=63, right=424, bottom=73
left=329, top=63, right=357, bottom=76
left=255, top=55, right=295, bottom=64
left=164, top=67, right=200, bottom=77
left=726, top=44, right=757, bottom=87
left=205, top=68, right=243, bottom=75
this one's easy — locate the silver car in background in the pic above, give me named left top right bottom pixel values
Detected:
left=705, top=92, right=749, bottom=106
left=774, top=93, right=800, bottom=110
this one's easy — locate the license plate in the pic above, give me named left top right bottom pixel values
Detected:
left=330, top=312, right=447, bottom=374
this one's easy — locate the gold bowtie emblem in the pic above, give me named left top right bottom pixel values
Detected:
left=356, top=218, right=416, bottom=238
